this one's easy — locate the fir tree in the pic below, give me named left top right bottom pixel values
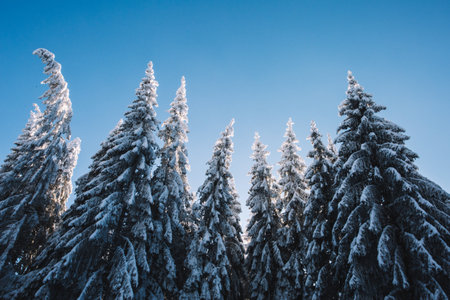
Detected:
left=330, top=71, right=450, bottom=299
left=303, top=121, right=336, bottom=300
left=180, top=120, right=244, bottom=300
left=221, top=122, right=246, bottom=300
left=15, top=62, right=161, bottom=300
left=150, top=76, right=193, bottom=296
left=0, top=49, right=80, bottom=277
left=274, top=118, right=308, bottom=300
left=245, top=133, right=282, bottom=300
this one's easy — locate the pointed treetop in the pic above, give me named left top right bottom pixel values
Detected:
left=173, top=76, right=187, bottom=106
left=282, top=117, right=300, bottom=150
left=287, top=117, right=293, bottom=130
left=284, top=117, right=296, bottom=141
left=146, top=61, right=154, bottom=76
left=279, top=117, right=304, bottom=161
left=347, top=70, right=357, bottom=84
left=308, top=121, right=327, bottom=156
left=224, top=118, right=235, bottom=137
left=176, top=75, right=186, bottom=97
left=209, top=119, right=236, bottom=167
left=251, top=132, right=270, bottom=164
left=254, top=131, right=260, bottom=142
left=145, top=61, right=156, bottom=83
left=160, top=73, right=189, bottom=145
left=340, top=71, right=384, bottom=121
left=252, top=132, right=263, bottom=151
left=280, top=117, right=303, bottom=159
left=207, top=119, right=235, bottom=170
left=202, top=119, right=236, bottom=182
left=213, top=119, right=235, bottom=159
left=212, top=119, right=235, bottom=158
left=134, top=61, right=158, bottom=107
left=307, top=121, right=328, bottom=161
left=346, top=70, right=366, bottom=99
left=140, top=61, right=158, bottom=95
left=310, top=120, right=318, bottom=134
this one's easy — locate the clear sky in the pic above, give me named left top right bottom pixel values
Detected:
left=1, top=0, right=449, bottom=226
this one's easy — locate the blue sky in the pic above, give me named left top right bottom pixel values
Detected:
left=1, top=0, right=449, bottom=226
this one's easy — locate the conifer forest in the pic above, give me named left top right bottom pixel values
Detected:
left=0, top=48, right=448, bottom=300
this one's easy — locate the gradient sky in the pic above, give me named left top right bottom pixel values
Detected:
left=1, top=0, right=449, bottom=226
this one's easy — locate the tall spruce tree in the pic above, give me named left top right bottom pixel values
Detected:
left=0, top=49, right=80, bottom=277
left=180, top=120, right=244, bottom=300
left=150, top=76, right=193, bottom=296
left=303, top=121, right=336, bottom=300
left=330, top=71, right=450, bottom=299
left=274, top=118, right=308, bottom=300
left=245, top=133, right=282, bottom=300
left=14, top=62, right=161, bottom=300
left=221, top=121, right=246, bottom=300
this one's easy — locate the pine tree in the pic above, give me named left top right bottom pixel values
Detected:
left=330, top=71, right=450, bottom=299
left=150, top=76, right=193, bottom=296
left=221, top=122, right=246, bottom=300
left=245, top=133, right=282, bottom=300
left=274, top=118, right=308, bottom=300
left=15, top=61, right=161, bottom=300
left=303, top=121, right=336, bottom=300
left=0, top=49, right=80, bottom=277
left=180, top=120, right=244, bottom=300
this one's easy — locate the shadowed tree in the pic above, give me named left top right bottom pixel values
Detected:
left=181, top=120, right=244, bottom=300
left=330, top=71, right=450, bottom=299
left=245, top=133, right=282, bottom=300
left=274, top=118, right=308, bottom=300
left=303, top=121, right=336, bottom=300
left=150, top=76, right=193, bottom=297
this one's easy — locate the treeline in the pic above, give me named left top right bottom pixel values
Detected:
left=0, top=49, right=448, bottom=300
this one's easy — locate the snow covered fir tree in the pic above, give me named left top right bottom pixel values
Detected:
left=0, top=48, right=80, bottom=282
left=303, top=121, right=336, bottom=300
left=150, top=76, right=193, bottom=297
left=329, top=71, right=450, bottom=299
left=0, top=48, right=448, bottom=300
left=274, top=118, right=308, bottom=300
left=245, top=133, right=283, bottom=300
left=181, top=120, right=245, bottom=300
